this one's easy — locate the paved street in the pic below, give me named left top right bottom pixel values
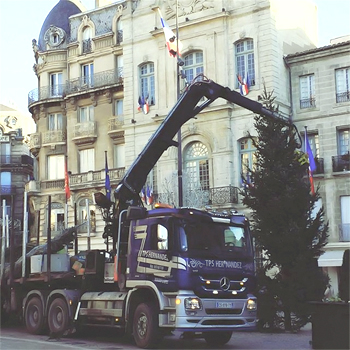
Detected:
left=0, top=323, right=313, bottom=350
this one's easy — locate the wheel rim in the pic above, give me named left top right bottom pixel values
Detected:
left=29, top=305, right=39, bottom=326
left=52, top=306, right=64, bottom=330
left=137, top=312, right=147, bottom=338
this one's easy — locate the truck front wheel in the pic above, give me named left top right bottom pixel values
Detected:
left=25, top=297, right=45, bottom=334
left=203, top=331, right=232, bottom=346
left=48, top=298, right=69, bottom=337
left=133, top=302, right=160, bottom=348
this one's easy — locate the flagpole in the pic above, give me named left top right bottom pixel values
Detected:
left=176, top=0, right=183, bottom=207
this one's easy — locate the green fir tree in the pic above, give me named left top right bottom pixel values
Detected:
left=242, top=87, right=329, bottom=332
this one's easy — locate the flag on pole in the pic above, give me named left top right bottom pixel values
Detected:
left=137, top=96, right=142, bottom=112
left=143, top=97, right=150, bottom=114
left=237, top=72, right=250, bottom=96
left=140, top=187, right=146, bottom=203
left=146, top=184, right=153, bottom=205
left=64, top=157, right=71, bottom=202
left=304, top=128, right=316, bottom=195
left=105, top=151, right=111, bottom=200
left=157, top=8, right=183, bottom=57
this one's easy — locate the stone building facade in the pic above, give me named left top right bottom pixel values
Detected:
left=26, top=0, right=350, bottom=295
left=285, top=39, right=350, bottom=297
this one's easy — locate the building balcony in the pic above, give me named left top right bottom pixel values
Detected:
left=336, top=91, right=350, bottom=103
left=339, top=223, right=350, bottom=242
left=300, top=97, right=316, bottom=109
left=314, top=157, right=324, bottom=175
left=42, top=130, right=67, bottom=146
left=28, top=84, right=65, bottom=107
left=0, top=155, right=33, bottom=167
left=29, top=132, right=41, bottom=156
left=155, top=185, right=239, bottom=207
left=0, top=185, right=17, bottom=196
left=69, top=167, right=125, bottom=190
left=332, top=154, right=350, bottom=172
left=108, top=116, right=124, bottom=139
left=66, top=69, right=123, bottom=95
left=72, top=121, right=97, bottom=145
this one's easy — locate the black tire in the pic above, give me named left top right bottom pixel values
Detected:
left=48, top=298, right=69, bottom=337
left=133, top=302, right=160, bottom=349
left=25, top=297, right=45, bottom=334
left=203, top=331, right=232, bottom=346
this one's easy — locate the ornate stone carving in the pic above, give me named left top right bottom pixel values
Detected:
left=165, top=0, right=215, bottom=18
left=90, top=93, right=97, bottom=107
left=44, top=25, right=66, bottom=48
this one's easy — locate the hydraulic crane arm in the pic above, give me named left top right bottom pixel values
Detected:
left=114, top=76, right=285, bottom=206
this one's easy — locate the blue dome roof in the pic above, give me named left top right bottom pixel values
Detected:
left=38, top=0, right=84, bottom=50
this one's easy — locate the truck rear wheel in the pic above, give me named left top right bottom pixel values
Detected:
left=25, top=297, right=45, bottom=334
left=203, top=331, right=232, bottom=346
left=48, top=298, right=69, bottom=337
left=133, top=302, right=160, bottom=348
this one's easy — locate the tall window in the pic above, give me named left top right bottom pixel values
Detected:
left=140, top=62, right=155, bottom=105
left=50, top=72, right=63, bottom=96
left=78, top=198, right=96, bottom=233
left=114, top=99, right=123, bottom=117
left=82, top=26, right=92, bottom=53
left=338, top=129, right=350, bottom=155
left=300, top=74, right=315, bottom=108
left=79, top=148, right=94, bottom=173
left=0, top=143, right=10, bottom=163
left=235, top=39, right=255, bottom=87
left=79, top=105, right=94, bottom=123
left=48, top=113, right=63, bottom=130
left=49, top=202, right=65, bottom=236
left=303, top=133, right=319, bottom=158
left=82, top=63, right=94, bottom=87
left=183, top=51, right=203, bottom=84
left=239, top=137, right=256, bottom=185
left=184, top=142, right=209, bottom=191
left=117, top=18, right=123, bottom=44
left=116, top=55, right=123, bottom=81
left=335, top=67, right=350, bottom=103
left=0, top=171, right=11, bottom=194
left=47, top=154, right=64, bottom=180
left=340, top=196, right=350, bottom=241
left=114, top=143, right=125, bottom=168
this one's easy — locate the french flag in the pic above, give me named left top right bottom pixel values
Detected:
left=237, top=73, right=250, bottom=96
left=158, top=8, right=182, bottom=57
left=146, top=184, right=153, bottom=205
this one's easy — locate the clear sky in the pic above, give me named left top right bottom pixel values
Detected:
left=0, top=0, right=349, bottom=114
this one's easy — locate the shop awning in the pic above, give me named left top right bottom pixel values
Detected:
left=317, top=250, right=346, bottom=267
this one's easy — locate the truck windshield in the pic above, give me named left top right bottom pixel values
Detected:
left=179, top=222, right=251, bottom=258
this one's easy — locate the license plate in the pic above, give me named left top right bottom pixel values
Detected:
left=216, top=302, right=234, bottom=308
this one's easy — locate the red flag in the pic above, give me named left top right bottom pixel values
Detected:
left=64, top=157, right=71, bottom=201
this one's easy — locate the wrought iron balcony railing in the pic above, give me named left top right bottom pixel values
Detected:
left=339, top=223, right=350, bottom=242
left=66, top=69, right=123, bottom=94
left=0, top=155, right=33, bottom=166
left=300, top=97, right=316, bottom=109
left=314, top=157, right=324, bottom=174
left=42, top=130, right=67, bottom=145
left=336, top=91, right=350, bottom=103
left=332, top=154, right=350, bottom=172
left=155, top=185, right=239, bottom=207
left=28, top=84, right=65, bottom=105
left=82, top=39, right=92, bottom=53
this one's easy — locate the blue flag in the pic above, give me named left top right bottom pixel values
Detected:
left=105, top=152, right=111, bottom=200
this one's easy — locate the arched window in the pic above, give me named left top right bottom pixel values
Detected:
left=82, top=26, right=92, bottom=53
left=239, top=137, right=256, bottom=185
left=139, top=62, right=155, bottom=105
left=184, top=142, right=209, bottom=191
left=235, top=39, right=255, bottom=88
left=183, top=51, right=203, bottom=85
left=117, top=18, right=123, bottom=44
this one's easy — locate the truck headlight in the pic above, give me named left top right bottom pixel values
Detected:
left=184, top=298, right=202, bottom=310
left=247, top=299, right=257, bottom=311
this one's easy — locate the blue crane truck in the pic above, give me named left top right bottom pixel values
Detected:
left=1, top=77, right=281, bottom=348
